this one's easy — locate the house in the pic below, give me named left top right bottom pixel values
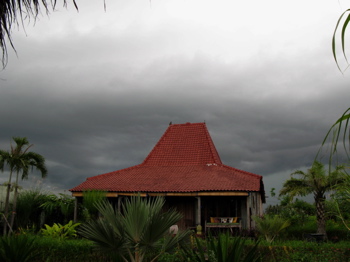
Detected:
left=70, top=122, right=265, bottom=230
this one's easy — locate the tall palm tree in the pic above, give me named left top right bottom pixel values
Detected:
left=79, top=196, right=191, bottom=262
left=0, top=137, right=47, bottom=235
left=279, top=161, right=345, bottom=238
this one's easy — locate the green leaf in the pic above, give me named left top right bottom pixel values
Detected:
left=333, top=9, right=350, bottom=71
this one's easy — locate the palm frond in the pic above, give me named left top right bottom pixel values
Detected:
left=279, top=178, right=311, bottom=198
left=185, top=233, right=262, bottom=262
left=253, top=215, right=290, bottom=243
left=332, top=9, right=350, bottom=72
left=0, top=0, right=78, bottom=68
left=317, top=108, right=350, bottom=167
left=79, top=196, right=189, bottom=262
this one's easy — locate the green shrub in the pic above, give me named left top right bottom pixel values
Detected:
left=82, top=190, right=107, bottom=220
left=157, top=248, right=188, bottom=262
left=260, top=240, right=350, bottom=262
left=15, top=189, right=49, bottom=230
left=181, top=233, right=263, bottom=262
left=284, top=216, right=316, bottom=240
left=32, top=236, right=112, bottom=262
left=253, top=215, right=291, bottom=243
left=283, top=216, right=350, bottom=241
left=41, top=220, right=81, bottom=239
left=0, top=234, right=40, bottom=262
left=326, top=219, right=350, bottom=241
left=265, top=198, right=316, bottom=225
left=40, top=193, right=75, bottom=225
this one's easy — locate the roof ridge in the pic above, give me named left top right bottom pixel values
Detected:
left=221, top=164, right=262, bottom=179
left=86, top=164, right=143, bottom=181
left=202, top=122, right=222, bottom=165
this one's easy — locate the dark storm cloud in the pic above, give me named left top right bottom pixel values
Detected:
left=0, top=0, right=348, bottom=207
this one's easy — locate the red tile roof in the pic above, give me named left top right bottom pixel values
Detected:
left=70, top=122, right=263, bottom=193
left=142, top=122, right=222, bottom=166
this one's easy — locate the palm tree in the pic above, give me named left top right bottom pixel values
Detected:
left=279, top=161, right=345, bottom=238
left=79, top=195, right=191, bottom=262
left=0, top=137, right=47, bottom=235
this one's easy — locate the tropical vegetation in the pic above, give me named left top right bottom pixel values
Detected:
left=279, top=161, right=346, bottom=238
left=81, top=189, right=107, bottom=220
left=252, top=215, right=290, bottom=243
left=0, top=137, right=47, bottom=236
left=181, top=232, right=262, bottom=262
left=0, top=186, right=347, bottom=261
left=79, top=196, right=192, bottom=262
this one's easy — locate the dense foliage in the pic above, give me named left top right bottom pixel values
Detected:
left=279, top=161, right=346, bottom=238
left=79, top=196, right=192, bottom=262
left=0, top=137, right=47, bottom=235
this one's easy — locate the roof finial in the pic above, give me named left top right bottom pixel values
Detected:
left=169, top=121, right=172, bottom=125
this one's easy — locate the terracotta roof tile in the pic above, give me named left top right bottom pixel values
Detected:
left=142, top=122, right=222, bottom=166
left=70, top=122, right=263, bottom=193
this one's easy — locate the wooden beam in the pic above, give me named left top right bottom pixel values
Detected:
left=71, top=191, right=249, bottom=197
left=146, top=192, right=248, bottom=197
left=73, top=197, right=78, bottom=223
left=71, top=192, right=119, bottom=197
left=196, top=196, right=201, bottom=225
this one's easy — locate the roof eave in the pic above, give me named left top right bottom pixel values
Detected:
left=71, top=190, right=250, bottom=197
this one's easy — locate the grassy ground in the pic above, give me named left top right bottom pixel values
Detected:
left=258, top=240, right=350, bottom=262
left=0, top=234, right=349, bottom=262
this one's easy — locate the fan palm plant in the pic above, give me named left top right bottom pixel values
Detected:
left=78, top=195, right=191, bottom=262
left=0, top=137, right=47, bottom=235
left=0, top=234, right=40, bottom=262
left=252, top=215, right=290, bottom=243
left=183, top=233, right=262, bottom=262
left=279, top=161, right=345, bottom=238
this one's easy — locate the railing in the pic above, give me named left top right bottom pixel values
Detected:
left=205, top=217, right=241, bottom=234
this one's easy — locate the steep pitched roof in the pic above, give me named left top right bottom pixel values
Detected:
left=142, top=122, right=222, bottom=166
left=70, top=122, right=264, bottom=194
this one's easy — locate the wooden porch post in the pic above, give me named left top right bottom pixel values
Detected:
left=118, top=196, right=122, bottom=212
left=73, top=197, right=78, bottom=223
left=196, top=196, right=201, bottom=225
left=246, top=194, right=251, bottom=230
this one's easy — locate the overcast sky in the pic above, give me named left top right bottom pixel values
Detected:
left=0, top=0, right=349, bottom=207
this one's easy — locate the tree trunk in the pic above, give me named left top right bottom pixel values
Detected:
left=9, top=184, right=19, bottom=235
left=3, top=170, right=13, bottom=236
left=8, top=171, right=20, bottom=235
left=315, top=192, right=327, bottom=240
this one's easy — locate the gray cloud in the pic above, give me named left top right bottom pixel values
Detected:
left=0, top=0, right=348, bottom=207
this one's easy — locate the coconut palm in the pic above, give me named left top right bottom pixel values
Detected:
left=279, top=161, right=345, bottom=238
left=79, top=196, right=191, bottom=262
left=0, top=137, right=47, bottom=235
